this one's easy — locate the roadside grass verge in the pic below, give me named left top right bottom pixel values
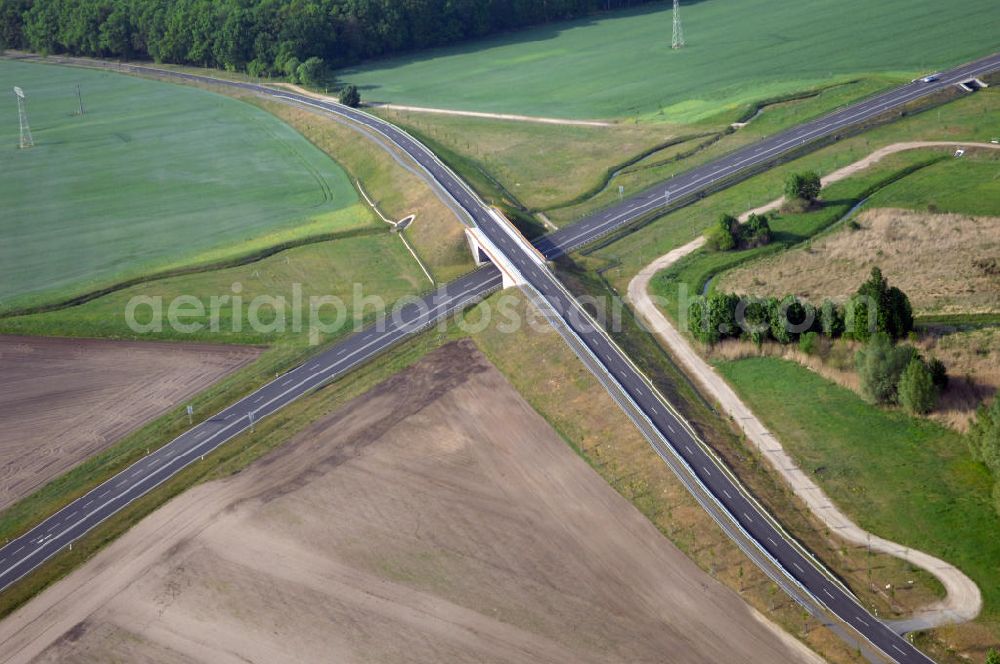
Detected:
left=253, top=99, right=475, bottom=283
left=717, top=357, right=1000, bottom=624
left=865, top=150, right=1000, bottom=216
left=340, top=0, right=997, bottom=121
left=0, top=232, right=427, bottom=345
left=0, top=58, right=361, bottom=314
left=591, top=80, right=999, bottom=293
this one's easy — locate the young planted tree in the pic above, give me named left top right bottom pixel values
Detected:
left=820, top=299, right=845, bottom=338
left=705, top=213, right=738, bottom=252
left=898, top=358, right=937, bottom=414
left=855, top=333, right=915, bottom=405
left=847, top=267, right=913, bottom=342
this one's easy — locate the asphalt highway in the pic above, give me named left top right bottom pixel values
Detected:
left=2, top=51, right=999, bottom=662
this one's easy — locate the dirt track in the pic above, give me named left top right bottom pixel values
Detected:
left=627, top=142, right=987, bottom=633
left=0, top=340, right=818, bottom=664
left=0, top=336, right=260, bottom=511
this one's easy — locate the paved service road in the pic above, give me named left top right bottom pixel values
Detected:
left=3, top=51, right=999, bottom=662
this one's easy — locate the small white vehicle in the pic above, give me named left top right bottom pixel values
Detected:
left=916, top=74, right=940, bottom=83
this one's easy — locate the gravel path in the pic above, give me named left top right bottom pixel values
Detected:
left=626, top=142, right=994, bottom=633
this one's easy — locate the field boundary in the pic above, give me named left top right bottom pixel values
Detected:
left=0, top=226, right=383, bottom=319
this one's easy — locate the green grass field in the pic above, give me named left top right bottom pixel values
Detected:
left=343, top=0, right=999, bottom=121
left=717, top=357, right=1000, bottom=619
left=866, top=150, right=1000, bottom=216
left=0, top=231, right=427, bottom=346
left=0, top=59, right=367, bottom=312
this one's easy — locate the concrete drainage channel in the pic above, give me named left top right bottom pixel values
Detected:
left=356, top=181, right=434, bottom=285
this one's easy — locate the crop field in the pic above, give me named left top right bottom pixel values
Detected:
left=0, top=59, right=366, bottom=312
left=2, top=341, right=813, bottom=664
left=343, top=0, right=999, bottom=122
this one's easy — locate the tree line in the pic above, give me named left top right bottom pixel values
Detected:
left=689, top=267, right=949, bottom=416
left=0, top=0, right=658, bottom=78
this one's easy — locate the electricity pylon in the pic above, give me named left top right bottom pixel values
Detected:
left=13, top=86, right=34, bottom=149
left=672, top=0, right=685, bottom=50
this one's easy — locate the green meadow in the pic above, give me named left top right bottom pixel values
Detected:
left=0, top=59, right=366, bottom=312
left=343, top=0, right=999, bottom=121
left=718, top=357, right=1000, bottom=618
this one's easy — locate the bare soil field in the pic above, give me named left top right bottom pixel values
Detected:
left=0, top=340, right=817, bottom=664
left=717, top=208, right=1000, bottom=316
left=0, top=336, right=260, bottom=511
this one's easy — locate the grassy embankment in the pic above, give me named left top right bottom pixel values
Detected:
left=593, top=78, right=1000, bottom=294
left=718, top=358, right=1000, bottom=660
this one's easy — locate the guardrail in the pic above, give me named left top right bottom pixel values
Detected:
left=521, top=275, right=904, bottom=664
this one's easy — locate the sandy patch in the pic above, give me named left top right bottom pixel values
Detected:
left=0, top=341, right=816, bottom=664
left=718, top=208, right=1000, bottom=315
left=0, top=336, right=260, bottom=511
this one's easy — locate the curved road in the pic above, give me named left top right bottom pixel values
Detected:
left=2, top=51, right=999, bottom=663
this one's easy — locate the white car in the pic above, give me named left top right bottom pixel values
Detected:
left=916, top=74, right=940, bottom=83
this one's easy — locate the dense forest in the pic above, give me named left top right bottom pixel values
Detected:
left=0, top=0, right=657, bottom=79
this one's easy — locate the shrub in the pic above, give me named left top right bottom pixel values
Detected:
left=741, top=213, right=773, bottom=248
left=928, top=357, right=948, bottom=391
left=785, top=171, right=822, bottom=203
left=741, top=297, right=771, bottom=346
left=707, top=291, right=739, bottom=341
left=687, top=296, right=713, bottom=344
left=705, top=222, right=735, bottom=252
left=799, top=331, right=819, bottom=355
left=705, top=214, right=738, bottom=252
left=855, top=334, right=915, bottom=405
left=968, top=399, right=1000, bottom=474
left=339, top=84, right=362, bottom=108
left=820, top=299, right=845, bottom=338
left=898, top=358, right=937, bottom=415
left=988, top=646, right=1000, bottom=664
left=282, top=56, right=301, bottom=82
